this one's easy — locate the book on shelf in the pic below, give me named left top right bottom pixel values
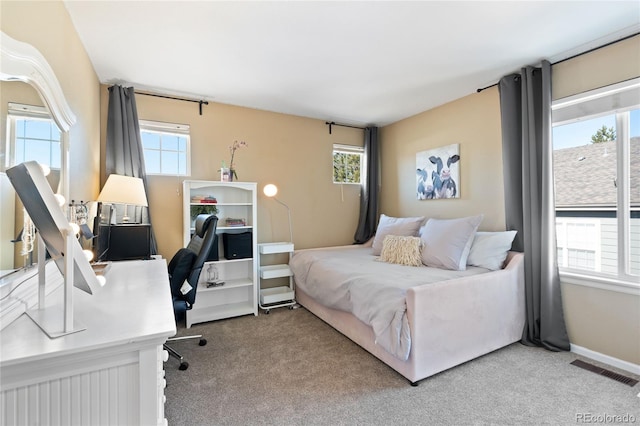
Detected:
left=224, top=218, right=246, bottom=227
left=191, top=195, right=217, bottom=203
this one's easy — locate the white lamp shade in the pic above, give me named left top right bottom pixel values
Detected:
left=263, top=184, right=278, bottom=197
left=98, top=174, right=148, bottom=207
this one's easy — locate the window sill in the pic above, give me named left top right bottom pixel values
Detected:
left=559, top=271, right=640, bottom=296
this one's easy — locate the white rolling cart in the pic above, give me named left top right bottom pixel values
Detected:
left=258, top=241, right=296, bottom=313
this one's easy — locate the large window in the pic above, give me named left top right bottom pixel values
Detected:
left=552, top=78, right=639, bottom=285
left=140, top=120, right=190, bottom=176
left=6, top=103, right=60, bottom=170
left=333, top=144, right=363, bottom=184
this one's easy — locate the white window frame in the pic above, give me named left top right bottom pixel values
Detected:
left=556, top=217, right=601, bottom=272
left=332, top=143, right=363, bottom=185
left=552, top=78, right=640, bottom=294
left=5, top=103, right=61, bottom=170
left=139, top=119, right=191, bottom=176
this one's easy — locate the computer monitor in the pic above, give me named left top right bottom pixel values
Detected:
left=97, top=224, right=151, bottom=261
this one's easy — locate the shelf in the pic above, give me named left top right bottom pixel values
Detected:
left=187, top=301, right=255, bottom=324
left=260, top=286, right=295, bottom=305
left=259, top=242, right=294, bottom=254
left=209, top=257, right=253, bottom=265
left=260, top=264, right=292, bottom=279
left=218, top=226, right=253, bottom=231
left=198, top=278, right=253, bottom=292
left=184, top=180, right=258, bottom=326
left=190, top=202, right=252, bottom=206
left=191, top=225, right=253, bottom=233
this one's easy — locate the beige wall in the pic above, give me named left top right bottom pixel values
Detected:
left=380, top=87, right=506, bottom=231
left=552, top=35, right=640, bottom=101
left=0, top=0, right=101, bottom=202
left=100, top=87, right=364, bottom=260
left=381, top=35, right=640, bottom=366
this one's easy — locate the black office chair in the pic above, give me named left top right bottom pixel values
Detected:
left=164, top=213, right=218, bottom=370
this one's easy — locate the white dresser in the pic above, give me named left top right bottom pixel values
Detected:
left=0, top=259, right=176, bottom=426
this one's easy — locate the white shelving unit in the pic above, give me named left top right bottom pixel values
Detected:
left=258, top=242, right=296, bottom=313
left=183, top=180, right=258, bottom=327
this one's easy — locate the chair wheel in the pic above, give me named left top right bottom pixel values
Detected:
left=265, top=309, right=270, bottom=314
left=179, top=361, right=189, bottom=371
left=199, top=339, right=207, bottom=346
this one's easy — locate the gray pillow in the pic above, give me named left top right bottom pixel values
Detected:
left=420, top=215, right=483, bottom=270
left=467, top=231, right=517, bottom=270
left=372, top=214, right=425, bottom=256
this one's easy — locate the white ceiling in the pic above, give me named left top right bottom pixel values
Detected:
left=64, top=1, right=640, bottom=127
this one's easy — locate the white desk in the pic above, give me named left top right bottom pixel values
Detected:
left=0, top=259, right=176, bottom=426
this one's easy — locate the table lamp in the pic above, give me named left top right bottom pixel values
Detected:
left=97, top=174, right=148, bottom=223
left=263, top=183, right=293, bottom=243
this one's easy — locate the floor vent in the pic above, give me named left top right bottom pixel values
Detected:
left=571, top=359, right=638, bottom=387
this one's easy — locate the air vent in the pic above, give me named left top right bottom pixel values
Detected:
left=571, top=359, right=638, bottom=387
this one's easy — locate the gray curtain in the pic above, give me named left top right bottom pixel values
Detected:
left=105, top=85, right=158, bottom=254
left=354, top=126, right=380, bottom=244
left=499, top=61, right=570, bottom=352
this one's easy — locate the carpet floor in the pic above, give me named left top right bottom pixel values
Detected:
left=164, top=307, right=639, bottom=426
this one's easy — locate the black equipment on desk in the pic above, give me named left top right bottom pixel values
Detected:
left=95, top=223, right=151, bottom=261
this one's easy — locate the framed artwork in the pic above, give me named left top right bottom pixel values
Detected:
left=416, top=143, right=460, bottom=200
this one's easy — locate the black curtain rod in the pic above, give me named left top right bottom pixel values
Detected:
left=477, top=32, right=640, bottom=93
left=325, top=121, right=366, bottom=135
left=135, top=90, right=209, bottom=115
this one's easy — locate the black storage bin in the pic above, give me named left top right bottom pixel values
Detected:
left=223, top=232, right=252, bottom=259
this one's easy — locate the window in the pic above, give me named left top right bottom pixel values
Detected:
left=556, top=218, right=601, bottom=271
left=140, top=120, right=190, bottom=176
left=333, top=144, right=363, bottom=184
left=6, top=103, right=60, bottom=169
left=552, top=78, right=639, bottom=285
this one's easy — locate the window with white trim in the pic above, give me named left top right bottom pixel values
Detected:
left=556, top=218, right=601, bottom=271
left=6, top=103, right=61, bottom=170
left=552, top=78, right=639, bottom=284
left=333, top=144, right=363, bottom=184
left=140, top=120, right=190, bottom=176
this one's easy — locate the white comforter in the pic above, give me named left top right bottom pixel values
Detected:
left=289, top=245, right=490, bottom=360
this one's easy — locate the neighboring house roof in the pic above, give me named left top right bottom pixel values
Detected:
left=553, top=137, right=639, bottom=208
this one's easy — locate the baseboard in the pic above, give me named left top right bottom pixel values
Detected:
left=571, top=344, right=640, bottom=375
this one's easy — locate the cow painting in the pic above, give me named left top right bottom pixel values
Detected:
left=416, top=144, right=460, bottom=200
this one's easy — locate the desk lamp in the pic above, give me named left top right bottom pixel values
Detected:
left=263, top=184, right=293, bottom=243
left=98, top=174, right=148, bottom=223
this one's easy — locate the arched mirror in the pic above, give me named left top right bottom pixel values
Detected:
left=0, top=31, right=75, bottom=279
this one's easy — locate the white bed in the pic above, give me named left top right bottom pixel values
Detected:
left=290, top=244, right=525, bottom=385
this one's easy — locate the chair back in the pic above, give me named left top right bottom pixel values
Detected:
left=183, top=214, right=218, bottom=304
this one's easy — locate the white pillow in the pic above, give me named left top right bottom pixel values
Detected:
left=419, top=215, right=483, bottom=271
left=467, top=231, right=517, bottom=270
left=372, top=214, right=424, bottom=255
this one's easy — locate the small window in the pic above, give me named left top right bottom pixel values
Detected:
left=333, top=144, right=363, bottom=184
left=556, top=218, right=601, bottom=271
left=6, top=103, right=61, bottom=169
left=139, top=120, right=190, bottom=176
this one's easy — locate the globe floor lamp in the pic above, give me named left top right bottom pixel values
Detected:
left=263, top=183, right=292, bottom=243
